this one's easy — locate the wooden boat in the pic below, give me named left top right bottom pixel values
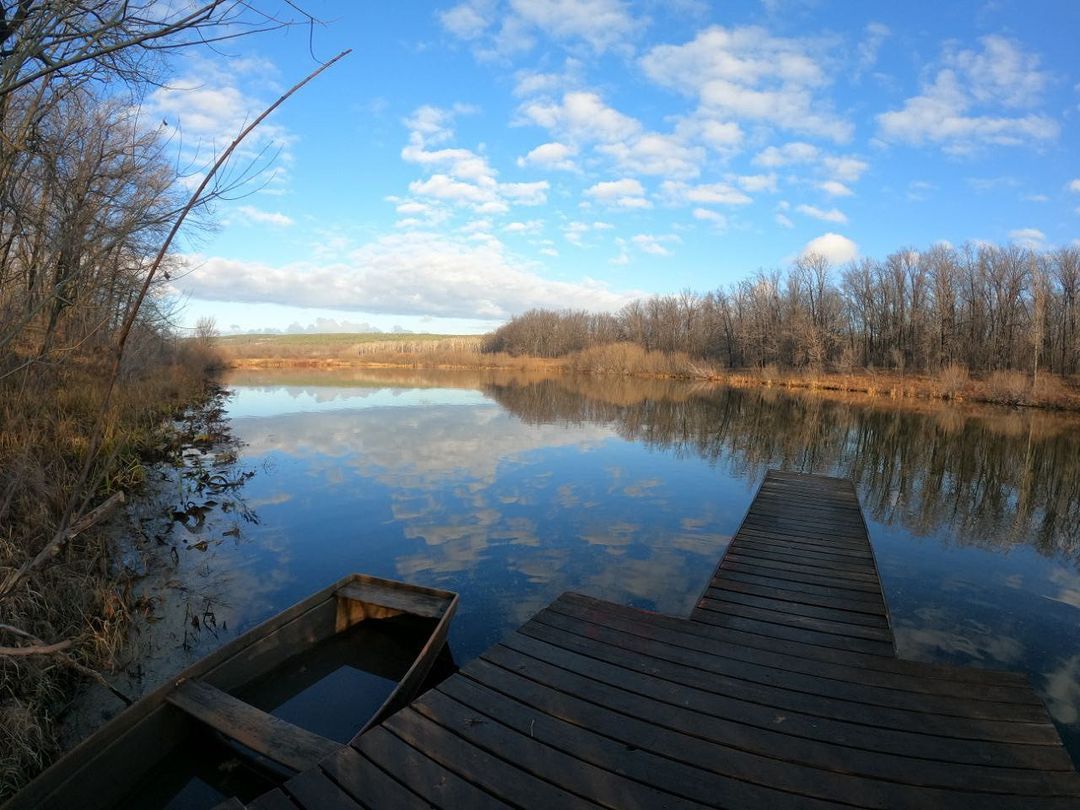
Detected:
left=5, top=573, right=458, bottom=810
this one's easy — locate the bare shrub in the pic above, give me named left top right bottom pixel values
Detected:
left=565, top=343, right=708, bottom=377
left=937, top=363, right=969, bottom=398
left=986, top=370, right=1029, bottom=405
left=758, top=363, right=781, bottom=384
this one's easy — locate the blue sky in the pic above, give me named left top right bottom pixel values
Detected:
left=161, top=0, right=1080, bottom=334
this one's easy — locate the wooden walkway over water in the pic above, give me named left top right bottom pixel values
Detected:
left=234, top=470, right=1080, bottom=809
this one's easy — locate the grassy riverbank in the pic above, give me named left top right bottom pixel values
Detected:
left=218, top=333, right=1080, bottom=412
left=0, top=341, right=221, bottom=797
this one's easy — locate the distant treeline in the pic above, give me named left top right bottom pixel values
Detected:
left=484, top=243, right=1080, bottom=375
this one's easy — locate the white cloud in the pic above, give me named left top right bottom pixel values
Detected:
left=509, top=0, right=641, bottom=52
left=754, top=145, right=868, bottom=186
left=402, top=105, right=549, bottom=213
left=1009, top=228, right=1045, bottom=249
left=584, top=178, right=650, bottom=208
left=235, top=206, right=294, bottom=227
left=640, top=26, right=852, bottom=142
left=661, top=180, right=751, bottom=206
left=499, top=180, right=550, bottom=205
left=441, top=0, right=641, bottom=58
left=438, top=0, right=496, bottom=39
left=519, top=88, right=706, bottom=181
left=857, top=23, right=890, bottom=74
left=516, top=141, right=579, bottom=171
left=675, top=117, right=743, bottom=156
left=631, top=233, right=680, bottom=256
left=403, top=103, right=476, bottom=147
left=796, top=204, right=848, bottom=224
left=503, top=219, right=544, bottom=233
left=818, top=180, right=853, bottom=197
left=907, top=181, right=935, bottom=202
left=1069, top=179, right=1080, bottom=193
left=876, top=36, right=1058, bottom=154
left=692, top=208, right=727, bottom=228
left=821, top=156, right=868, bottom=183
left=735, top=173, right=777, bottom=192
left=802, top=233, right=857, bottom=264
left=563, top=220, right=612, bottom=246
left=775, top=213, right=794, bottom=228
left=753, top=141, right=820, bottom=167
left=598, top=133, right=704, bottom=178
left=519, top=91, right=641, bottom=144
left=176, top=233, right=640, bottom=320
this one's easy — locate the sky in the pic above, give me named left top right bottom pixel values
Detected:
left=158, top=0, right=1080, bottom=335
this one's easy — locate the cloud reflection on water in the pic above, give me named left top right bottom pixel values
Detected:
left=220, top=369, right=1080, bottom=762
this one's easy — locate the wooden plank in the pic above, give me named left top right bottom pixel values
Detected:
left=211, top=799, right=247, bottom=810
left=483, top=639, right=1072, bottom=772
left=704, top=581, right=889, bottom=621
left=731, top=539, right=880, bottom=572
left=732, top=535, right=876, bottom=564
left=516, top=622, right=1060, bottom=743
left=721, top=550, right=882, bottom=584
left=683, top=605, right=897, bottom=656
left=528, top=612, right=1046, bottom=722
left=694, top=598, right=895, bottom=642
left=384, top=708, right=603, bottom=810
left=739, top=517, right=871, bottom=542
left=709, top=568, right=888, bottom=607
left=336, top=581, right=450, bottom=619
left=745, top=506, right=867, bottom=529
left=167, top=679, right=341, bottom=772
left=465, top=649, right=1080, bottom=796
left=718, top=556, right=884, bottom=593
left=728, top=529, right=875, bottom=559
left=735, top=527, right=874, bottom=555
left=700, top=589, right=890, bottom=628
left=413, top=687, right=708, bottom=810
left=321, top=746, right=434, bottom=809
left=549, top=598, right=1040, bottom=706
left=284, top=769, right=364, bottom=810
left=442, top=665, right=842, bottom=810
left=249, top=789, right=301, bottom=810
left=557, top=592, right=1029, bottom=688
left=355, top=725, right=512, bottom=809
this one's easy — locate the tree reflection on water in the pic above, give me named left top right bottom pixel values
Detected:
left=487, top=376, right=1080, bottom=561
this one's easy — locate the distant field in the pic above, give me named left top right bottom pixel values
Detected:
left=217, top=332, right=474, bottom=347
left=215, top=332, right=490, bottom=365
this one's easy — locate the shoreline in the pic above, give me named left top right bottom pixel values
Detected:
left=221, top=354, right=1080, bottom=414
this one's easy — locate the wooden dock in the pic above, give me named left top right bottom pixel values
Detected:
left=234, top=471, right=1080, bottom=809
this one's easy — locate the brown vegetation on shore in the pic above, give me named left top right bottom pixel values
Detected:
left=219, top=332, right=1080, bottom=411
left=0, top=340, right=221, bottom=794
left=0, top=2, right=324, bottom=797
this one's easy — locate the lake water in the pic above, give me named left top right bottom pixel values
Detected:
left=173, top=366, right=1080, bottom=765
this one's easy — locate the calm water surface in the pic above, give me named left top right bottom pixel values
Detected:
left=192, top=367, right=1080, bottom=763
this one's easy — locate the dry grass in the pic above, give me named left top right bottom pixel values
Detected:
left=0, top=338, right=218, bottom=799
left=219, top=333, right=1080, bottom=411
left=986, top=370, right=1029, bottom=405
left=722, top=366, right=1080, bottom=410
left=563, top=342, right=722, bottom=378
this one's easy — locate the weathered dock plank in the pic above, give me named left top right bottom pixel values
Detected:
left=243, top=470, right=1080, bottom=809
